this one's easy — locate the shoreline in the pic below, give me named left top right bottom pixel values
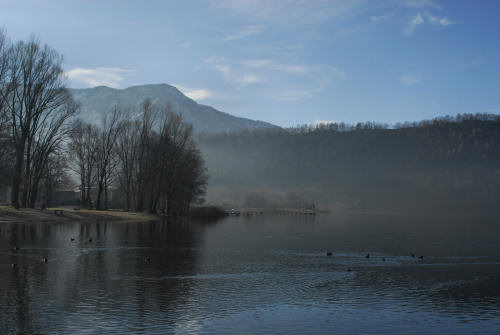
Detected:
left=3, top=205, right=497, bottom=224
left=0, top=205, right=160, bottom=223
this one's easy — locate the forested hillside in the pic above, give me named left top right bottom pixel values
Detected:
left=199, top=114, right=500, bottom=213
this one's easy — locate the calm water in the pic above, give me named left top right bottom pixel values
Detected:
left=1, top=213, right=500, bottom=334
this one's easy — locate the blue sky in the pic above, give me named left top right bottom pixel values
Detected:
left=1, top=0, right=499, bottom=127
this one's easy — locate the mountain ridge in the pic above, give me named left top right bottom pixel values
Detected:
left=69, top=84, right=277, bottom=133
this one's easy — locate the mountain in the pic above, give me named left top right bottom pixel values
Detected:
left=69, top=84, right=277, bottom=133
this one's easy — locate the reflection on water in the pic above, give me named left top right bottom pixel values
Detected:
left=1, top=213, right=500, bottom=334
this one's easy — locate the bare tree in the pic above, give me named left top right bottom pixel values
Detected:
left=133, top=99, right=157, bottom=212
left=154, top=112, right=194, bottom=215
left=69, top=120, right=101, bottom=208
left=25, top=99, right=77, bottom=207
left=116, top=117, right=140, bottom=210
left=95, top=107, right=123, bottom=210
left=68, top=119, right=100, bottom=207
left=0, top=29, right=9, bottom=125
left=4, top=36, right=71, bottom=208
left=112, top=99, right=207, bottom=215
left=0, top=29, right=13, bottom=186
left=68, top=119, right=88, bottom=204
left=41, top=150, right=73, bottom=207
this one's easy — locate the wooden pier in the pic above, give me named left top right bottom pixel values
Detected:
left=225, top=207, right=316, bottom=216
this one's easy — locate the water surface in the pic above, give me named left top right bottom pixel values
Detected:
left=1, top=213, right=500, bottom=334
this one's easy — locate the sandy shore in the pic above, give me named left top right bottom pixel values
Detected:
left=0, top=205, right=160, bottom=223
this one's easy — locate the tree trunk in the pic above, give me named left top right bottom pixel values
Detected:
left=96, top=183, right=103, bottom=210
left=29, top=181, right=39, bottom=208
left=10, top=148, right=24, bottom=208
left=21, top=161, right=30, bottom=207
left=85, top=170, right=93, bottom=208
left=104, top=179, right=108, bottom=210
left=166, top=195, right=172, bottom=216
left=80, top=170, right=86, bottom=205
left=21, top=179, right=29, bottom=207
left=125, top=179, right=131, bottom=210
left=136, top=177, right=145, bottom=212
left=21, top=137, right=33, bottom=208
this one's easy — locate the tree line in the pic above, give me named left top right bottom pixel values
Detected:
left=199, top=114, right=500, bottom=213
left=68, top=100, right=207, bottom=215
left=0, top=31, right=207, bottom=215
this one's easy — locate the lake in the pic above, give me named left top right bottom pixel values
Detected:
left=1, top=212, right=500, bottom=334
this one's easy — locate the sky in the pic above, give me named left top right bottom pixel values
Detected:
left=1, top=0, right=500, bottom=127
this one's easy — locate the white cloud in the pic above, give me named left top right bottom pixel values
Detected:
left=222, top=24, right=266, bottom=42
left=182, top=42, right=192, bottom=47
left=204, top=57, right=344, bottom=101
left=209, top=58, right=344, bottom=90
left=403, top=12, right=455, bottom=36
left=428, top=15, right=454, bottom=26
left=66, top=67, right=132, bottom=88
left=212, top=63, right=261, bottom=85
left=242, top=58, right=346, bottom=78
left=203, top=57, right=218, bottom=65
left=243, top=59, right=311, bottom=74
left=175, top=85, right=212, bottom=101
left=403, top=13, right=424, bottom=36
left=401, top=73, right=421, bottom=85
left=214, top=64, right=231, bottom=77
left=174, top=83, right=233, bottom=101
left=279, top=64, right=311, bottom=75
left=412, top=13, right=425, bottom=24
left=438, top=17, right=454, bottom=26
left=371, top=12, right=394, bottom=23
left=239, top=74, right=261, bottom=84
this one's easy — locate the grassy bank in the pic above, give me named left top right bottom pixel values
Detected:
left=0, top=205, right=159, bottom=223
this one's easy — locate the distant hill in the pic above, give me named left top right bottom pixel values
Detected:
left=69, top=84, right=277, bottom=133
left=199, top=114, right=500, bottom=213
